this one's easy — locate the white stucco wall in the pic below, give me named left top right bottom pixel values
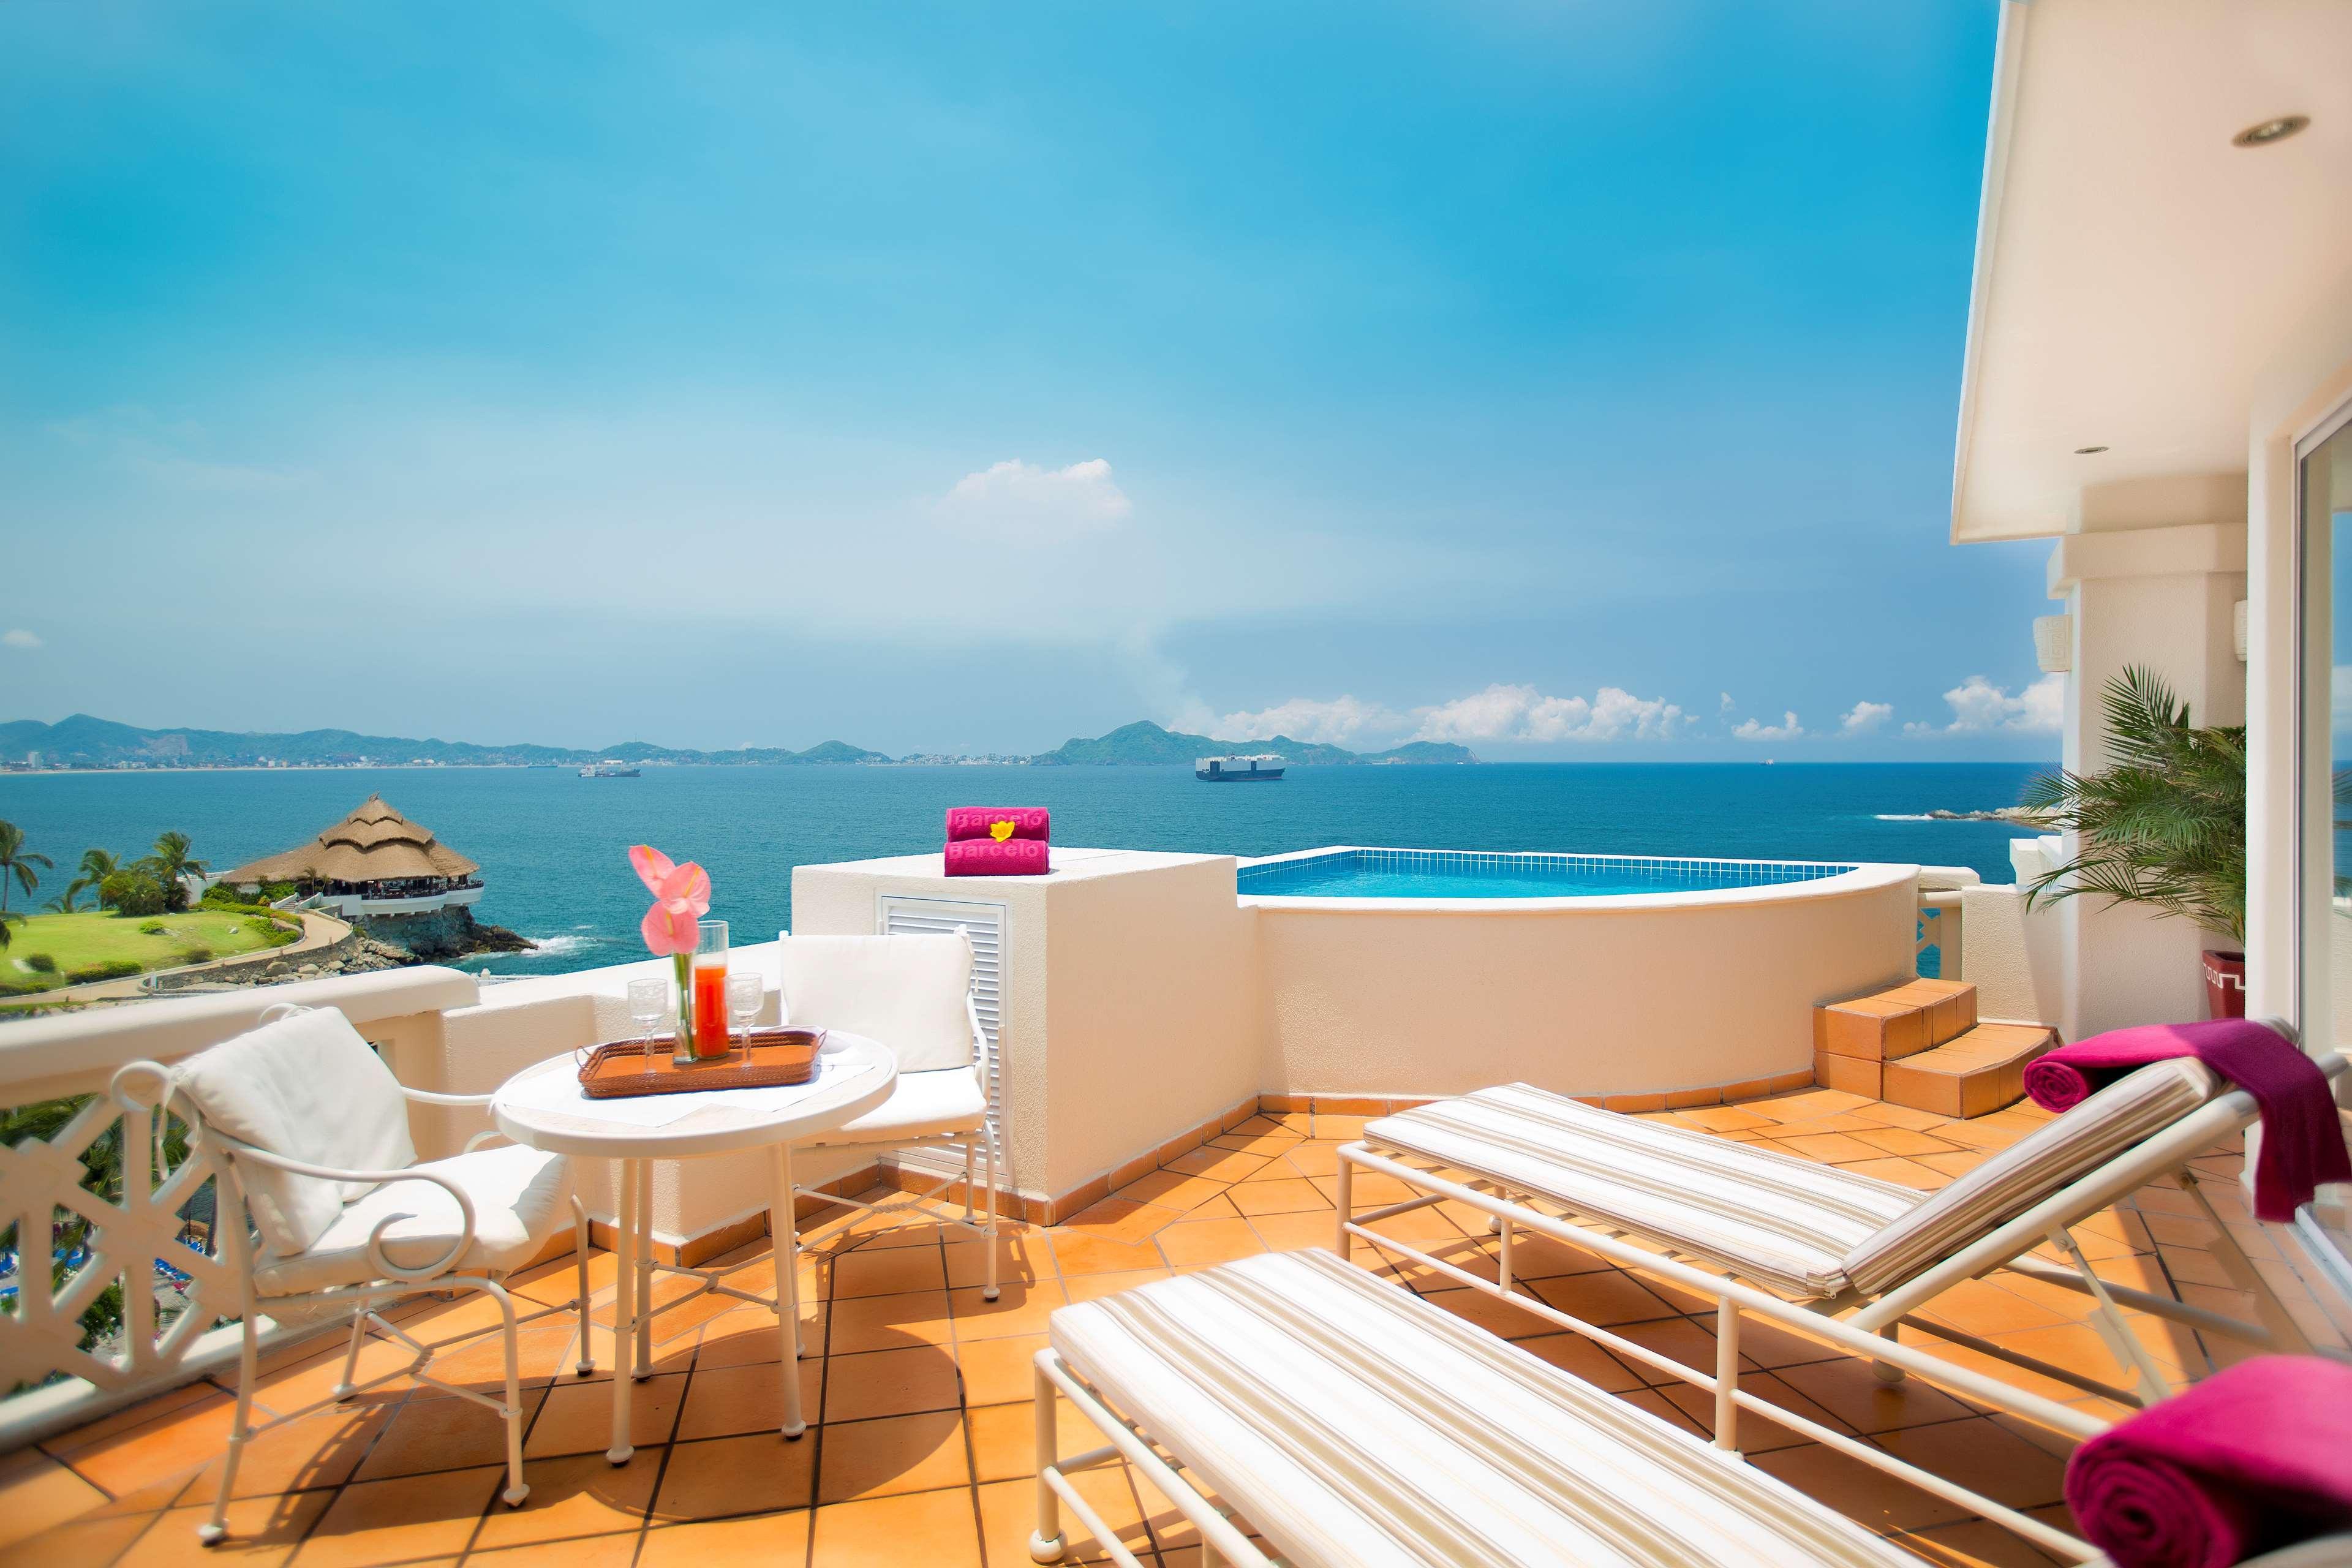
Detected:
left=1250, top=865, right=1921, bottom=1099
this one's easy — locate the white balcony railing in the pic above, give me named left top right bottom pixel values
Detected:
left=1917, top=865, right=1980, bottom=981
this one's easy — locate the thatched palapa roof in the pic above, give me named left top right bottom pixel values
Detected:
left=224, top=796, right=480, bottom=885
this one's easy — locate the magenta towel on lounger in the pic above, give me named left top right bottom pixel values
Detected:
left=945, top=807, right=1051, bottom=843
left=944, top=837, right=1049, bottom=876
left=2022, top=1019, right=2348, bottom=1221
left=2065, top=1354, right=2352, bottom=1568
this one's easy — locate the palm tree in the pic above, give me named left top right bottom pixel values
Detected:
left=69, top=847, right=119, bottom=908
left=0, top=821, right=51, bottom=915
left=2021, top=666, right=2246, bottom=943
left=45, top=887, right=83, bottom=914
left=151, top=831, right=207, bottom=908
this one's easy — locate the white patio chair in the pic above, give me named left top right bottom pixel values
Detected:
left=1336, top=1029, right=2350, bottom=1411
left=774, top=932, right=1003, bottom=1351
left=111, top=1003, right=589, bottom=1545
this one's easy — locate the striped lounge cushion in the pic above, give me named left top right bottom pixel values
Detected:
left=1050, top=1249, right=1909, bottom=1568
left=1364, top=1084, right=1923, bottom=1297
left=1839, top=1058, right=2222, bottom=1295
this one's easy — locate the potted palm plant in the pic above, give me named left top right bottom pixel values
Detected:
left=2020, top=666, right=2247, bottom=1017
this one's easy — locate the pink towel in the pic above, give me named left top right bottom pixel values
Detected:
left=2065, top=1355, right=2352, bottom=1568
left=2022, top=1019, right=2348, bottom=1223
left=944, top=837, right=1049, bottom=876
left=946, top=807, right=1051, bottom=843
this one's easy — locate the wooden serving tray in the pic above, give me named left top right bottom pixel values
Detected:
left=577, top=1028, right=826, bottom=1098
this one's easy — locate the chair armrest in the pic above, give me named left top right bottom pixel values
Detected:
left=400, top=1085, right=498, bottom=1107
left=217, top=1136, right=478, bottom=1283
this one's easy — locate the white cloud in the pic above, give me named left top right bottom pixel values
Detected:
left=1216, top=695, right=1398, bottom=745
left=1840, top=700, right=1893, bottom=735
left=937, top=457, right=1131, bottom=540
left=1719, top=692, right=1735, bottom=714
left=1933, top=673, right=2064, bottom=734
left=1733, top=712, right=1804, bottom=742
left=1, top=629, right=40, bottom=650
left=1412, top=683, right=1685, bottom=745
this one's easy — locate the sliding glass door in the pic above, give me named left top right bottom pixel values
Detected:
left=2302, top=410, right=2352, bottom=1049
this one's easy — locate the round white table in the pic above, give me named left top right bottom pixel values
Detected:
left=492, top=1034, right=898, bottom=1458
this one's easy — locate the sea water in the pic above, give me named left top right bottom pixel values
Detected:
left=0, top=761, right=2047, bottom=978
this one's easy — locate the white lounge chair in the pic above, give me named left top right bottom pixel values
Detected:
left=112, top=1003, right=589, bottom=1545
left=1336, top=1033, right=2348, bottom=1409
left=772, top=932, right=1004, bottom=1355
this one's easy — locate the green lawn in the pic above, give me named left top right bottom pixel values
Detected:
left=1, top=908, right=301, bottom=993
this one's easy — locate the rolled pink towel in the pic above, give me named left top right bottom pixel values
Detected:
left=944, top=837, right=1049, bottom=876
left=2022, top=1019, right=2348, bottom=1221
left=2065, top=1355, right=2352, bottom=1568
left=946, top=807, right=1051, bottom=843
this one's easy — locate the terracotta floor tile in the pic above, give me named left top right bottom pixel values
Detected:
left=1918, top=1151, right=1991, bottom=1178
left=469, top=1450, right=658, bottom=1550
left=814, top=1410, right=970, bottom=1505
left=1046, top=1231, right=1166, bottom=1277
left=57, top=1387, right=247, bottom=1500
left=1154, top=1218, right=1266, bottom=1269
left=1890, top=1517, right=2071, bottom=1567
left=1765, top=1114, right=1889, bottom=1139
left=1245, top=1212, right=1343, bottom=1253
left=1419, top=1285, right=1555, bottom=1340
left=1866, top=1104, right=1962, bottom=1133
left=1280, top=1143, right=1343, bottom=1178
left=524, top=1372, right=684, bottom=1458
left=465, top=1531, right=641, bottom=1567
left=1848, top=1127, right=1964, bottom=1158
left=127, top=1490, right=333, bottom=1568
left=1775, top=1358, right=1981, bottom=1433
left=1871, top=1418, right=2070, bottom=1510
left=1224, top=1178, right=1330, bottom=1217
left=828, top=1246, right=946, bottom=1299
left=1528, top=1269, right=1678, bottom=1327
left=979, top=1471, right=1152, bottom=1565
left=1775, top=1133, right=1891, bottom=1164
left=825, top=1289, right=955, bottom=1355
left=956, top=1333, right=1050, bottom=1409
left=650, top=1431, right=816, bottom=1522
left=1054, top=1197, right=1183, bottom=1246
left=808, top=1485, right=982, bottom=1567
left=1060, top=1267, right=1175, bottom=1303
left=1311, top=1114, right=1371, bottom=1140
left=1752, top=1441, right=1973, bottom=1532
left=944, top=1234, right=1051, bottom=1292
left=947, top=1279, right=1068, bottom=1339
left=292, top=1463, right=503, bottom=1567
left=1208, top=1131, right=1305, bottom=1157
left=349, top=1389, right=522, bottom=1482
left=4, top=1504, right=156, bottom=1564
left=1160, top=1147, right=1270, bottom=1182
left=0, top=1447, right=110, bottom=1550
left=966, top=1396, right=1106, bottom=1483
left=1610, top=1386, right=1709, bottom=1438
left=44, top=1380, right=223, bottom=1458
left=1915, top=1280, right=2072, bottom=1338
left=1608, top=1316, right=1730, bottom=1381
left=671, top=1359, right=823, bottom=1441
left=1513, top=1333, right=1646, bottom=1393
left=691, top=1303, right=818, bottom=1370
left=1674, top=1106, right=1777, bottom=1133
left=636, top=1509, right=811, bottom=1567
left=1112, top=1170, right=1233, bottom=1212
left=1655, top=1371, right=1855, bottom=1453
left=820, top=1345, right=963, bottom=1425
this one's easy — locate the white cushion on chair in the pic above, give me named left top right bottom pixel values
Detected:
left=173, top=1007, right=418, bottom=1256
left=253, top=1144, right=572, bottom=1297
left=811, top=1066, right=987, bottom=1147
left=777, top=933, right=974, bottom=1073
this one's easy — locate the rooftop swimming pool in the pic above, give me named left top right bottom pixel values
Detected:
left=1236, top=847, right=1860, bottom=900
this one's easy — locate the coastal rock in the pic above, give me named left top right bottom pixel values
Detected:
left=1926, top=807, right=2049, bottom=826
left=356, top=906, right=537, bottom=960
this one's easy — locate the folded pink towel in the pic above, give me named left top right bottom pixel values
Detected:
left=2022, top=1019, right=2348, bottom=1222
left=2065, top=1355, right=2352, bottom=1568
left=944, top=837, right=1049, bottom=876
left=946, top=807, right=1051, bottom=843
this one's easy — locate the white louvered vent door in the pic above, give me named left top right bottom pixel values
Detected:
left=876, top=895, right=1007, bottom=1167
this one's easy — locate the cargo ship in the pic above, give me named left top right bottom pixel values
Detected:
left=1195, top=754, right=1285, bottom=782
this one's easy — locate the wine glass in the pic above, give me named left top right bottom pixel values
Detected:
left=726, top=971, right=762, bottom=1059
left=626, top=977, right=668, bottom=1065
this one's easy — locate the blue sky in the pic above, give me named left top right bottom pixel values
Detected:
left=0, top=1, right=2062, bottom=760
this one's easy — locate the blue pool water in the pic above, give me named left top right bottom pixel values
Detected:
left=1237, top=848, right=1856, bottom=899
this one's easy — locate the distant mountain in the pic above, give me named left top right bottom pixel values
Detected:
left=0, top=715, right=889, bottom=769
left=1030, top=720, right=1477, bottom=766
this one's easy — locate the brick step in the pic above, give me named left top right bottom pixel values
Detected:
left=1811, top=979, right=1978, bottom=1100
left=1879, top=1023, right=2060, bottom=1120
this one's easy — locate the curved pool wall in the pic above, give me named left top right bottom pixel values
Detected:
left=1242, top=846, right=1923, bottom=1102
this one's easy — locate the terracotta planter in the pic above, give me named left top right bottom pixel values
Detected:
left=2203, top=949, right=2246, bottom=1020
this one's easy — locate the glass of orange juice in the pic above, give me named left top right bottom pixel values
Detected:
left=690, top=919, right=730, bottom=1060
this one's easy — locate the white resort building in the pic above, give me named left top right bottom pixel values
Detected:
left=0, top=6, right=2348, bottom=1566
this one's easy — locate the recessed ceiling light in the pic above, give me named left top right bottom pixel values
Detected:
left=2074, top=445, right=2109, bottom=455
left=2233, top=115, right=2310, bottom=148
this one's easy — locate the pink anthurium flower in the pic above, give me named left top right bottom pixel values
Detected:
left=629, top=845, right=712, bottom=957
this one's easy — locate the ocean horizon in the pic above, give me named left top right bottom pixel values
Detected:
left=0, top=760, right=2051, bottom=981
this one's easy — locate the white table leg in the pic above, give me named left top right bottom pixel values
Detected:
left=608, top=1158, right=638, bottom=1464
left=633, top=1160, right=655, bottom=1378
left=769, top=1140, right=807, bottom=1438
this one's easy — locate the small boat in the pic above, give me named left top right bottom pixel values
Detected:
left=1196, top=754, right=1285, bottom=783
left=579, top=761, right=641, bottom=778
